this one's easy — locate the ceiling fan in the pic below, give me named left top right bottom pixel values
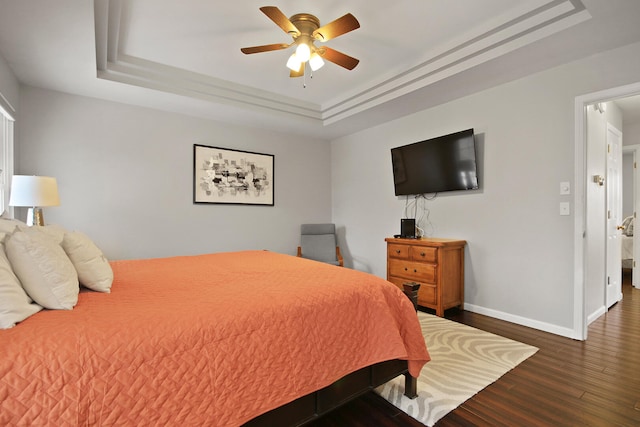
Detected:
left=240, top=6, right=360, bottom=78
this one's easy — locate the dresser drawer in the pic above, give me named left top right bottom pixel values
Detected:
left=410, top=246, right=437, bottom=263
left=418, top=284, right=437, bottom=305
left=387, top=276, right=414, bottom=291
left=387, top=277, right=437, bottom=305
left=388, top=244, right=410, bottom=260
left=388, top=260, right=436, bottom=283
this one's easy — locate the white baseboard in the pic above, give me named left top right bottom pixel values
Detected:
left=463, top=303, right=579, bottom=339
left=587, top=306, right=606, bottom=325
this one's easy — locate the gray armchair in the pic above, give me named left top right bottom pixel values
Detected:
left=296, top=223, right=344, bottom=267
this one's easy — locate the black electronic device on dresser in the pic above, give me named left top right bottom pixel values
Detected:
left=400, top=218, right=416, bottom=239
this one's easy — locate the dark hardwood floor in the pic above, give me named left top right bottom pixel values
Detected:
left=310, top=272, right=640, bottom=426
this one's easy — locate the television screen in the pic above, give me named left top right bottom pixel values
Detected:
left=391, top=128, right=478, bottom=196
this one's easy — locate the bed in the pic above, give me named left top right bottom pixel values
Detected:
left=0, top=249, right=429, bottom=426
left=621, top=215, right=634, bottom=269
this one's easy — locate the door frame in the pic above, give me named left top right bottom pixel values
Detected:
left=575, top=81, right=640, bottom=340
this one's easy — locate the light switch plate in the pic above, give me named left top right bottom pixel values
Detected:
left=560, top=202, right=570, bottom=216
left=560, top=181, right=570, bottom=195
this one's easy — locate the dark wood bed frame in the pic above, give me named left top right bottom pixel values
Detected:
left=243, top=283, right=421, bottom=426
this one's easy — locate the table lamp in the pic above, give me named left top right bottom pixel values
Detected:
left=9, top=175, right=60, bottom=226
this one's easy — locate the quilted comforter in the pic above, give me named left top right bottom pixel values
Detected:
left=0, top=250, right=430, bottom=426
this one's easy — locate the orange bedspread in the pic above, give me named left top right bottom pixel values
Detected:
left=0, top=251, right=429, bottom=426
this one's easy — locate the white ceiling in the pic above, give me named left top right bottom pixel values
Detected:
left=1, top=0, right=640, bottom=139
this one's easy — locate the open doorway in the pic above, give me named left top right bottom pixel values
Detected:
left=622, top=144, right=640, bottom=289
left=576, top=83, right=640, bottom=340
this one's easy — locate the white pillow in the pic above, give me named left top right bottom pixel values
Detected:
left=0, top=241, right=42, bottom=329
left=0, top=217, right=24, bottom=234
left=16, top=223, right=67, bottom=244
left=5, top=228, right=79, bottom=310
left=61, top=231, right=113, bottom=293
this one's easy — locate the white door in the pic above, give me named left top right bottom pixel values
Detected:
left=606, top=123, right=623, bottom=309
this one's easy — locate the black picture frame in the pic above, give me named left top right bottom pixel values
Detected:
left=193, top=144, right=274, bottom=206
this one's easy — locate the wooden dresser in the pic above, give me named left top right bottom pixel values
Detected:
left=385, top=237, right=466, bottom=317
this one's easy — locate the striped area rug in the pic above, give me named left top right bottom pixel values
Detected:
left=375, top=311, right=538, bottom=426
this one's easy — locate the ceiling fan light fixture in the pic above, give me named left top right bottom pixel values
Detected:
left=240, top=7, right=360, bottom=78
left=286, top=53, right=302, bottom=72
left=295, top=42, right=311, bottom=62
left=309, top=52, right=325, bottom=71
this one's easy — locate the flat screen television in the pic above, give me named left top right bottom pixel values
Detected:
left=391, top=128, right=478, bottom=196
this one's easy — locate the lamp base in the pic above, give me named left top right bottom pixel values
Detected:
left=26, top=207, right=45, bottom=226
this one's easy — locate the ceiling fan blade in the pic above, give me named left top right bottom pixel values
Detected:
left=290, top=62, right=305, bottom=78
left=260, top=6, right=300, bottom=36
left=312, top=13, right=360, bottom=41
left=319, top=47, right=359, bottom=70
left=241, top=43, right=290, bottom=54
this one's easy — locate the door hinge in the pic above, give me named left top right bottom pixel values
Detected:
left=608, top=276, right=610, bottom=285
left=608, top=210, right=611, bottom=219
left=635, top=161, right=637, bottom=169
left=608, top=144, right=611, bottom=153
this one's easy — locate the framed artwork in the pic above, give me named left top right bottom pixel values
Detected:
left=193, top=144, right=274, bottom=206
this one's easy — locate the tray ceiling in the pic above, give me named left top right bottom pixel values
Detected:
left=1, top=0, right=640, bottom=138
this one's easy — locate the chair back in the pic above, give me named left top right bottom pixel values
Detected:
left=300, top=223, right=339, bottom=265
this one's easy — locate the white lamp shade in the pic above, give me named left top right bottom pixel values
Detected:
left=286, top=53, right=302, bottom=72
left=9, top=176, right=60, bottom=207
left=309, top=52, right=325, bottom=71
left=295, top=42, right=311, bottom=62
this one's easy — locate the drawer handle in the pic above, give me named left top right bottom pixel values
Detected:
left=396, top=250, right=401, bottom=254
left=404, top=267, right=408, bottom=271
left=414, top=269, right=417, bottom=273
left=420, top=252, right=426, bottom=257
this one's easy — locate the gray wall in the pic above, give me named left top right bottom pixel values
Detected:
left=331, top=41, right=640, bottom=337
left=624, top=121, right=640, bottom=145
left=622, top=152, right=633, bottom=218
left=623, top=121, right=640, bottom=218
left=16, top=87, right=333, bottom=260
